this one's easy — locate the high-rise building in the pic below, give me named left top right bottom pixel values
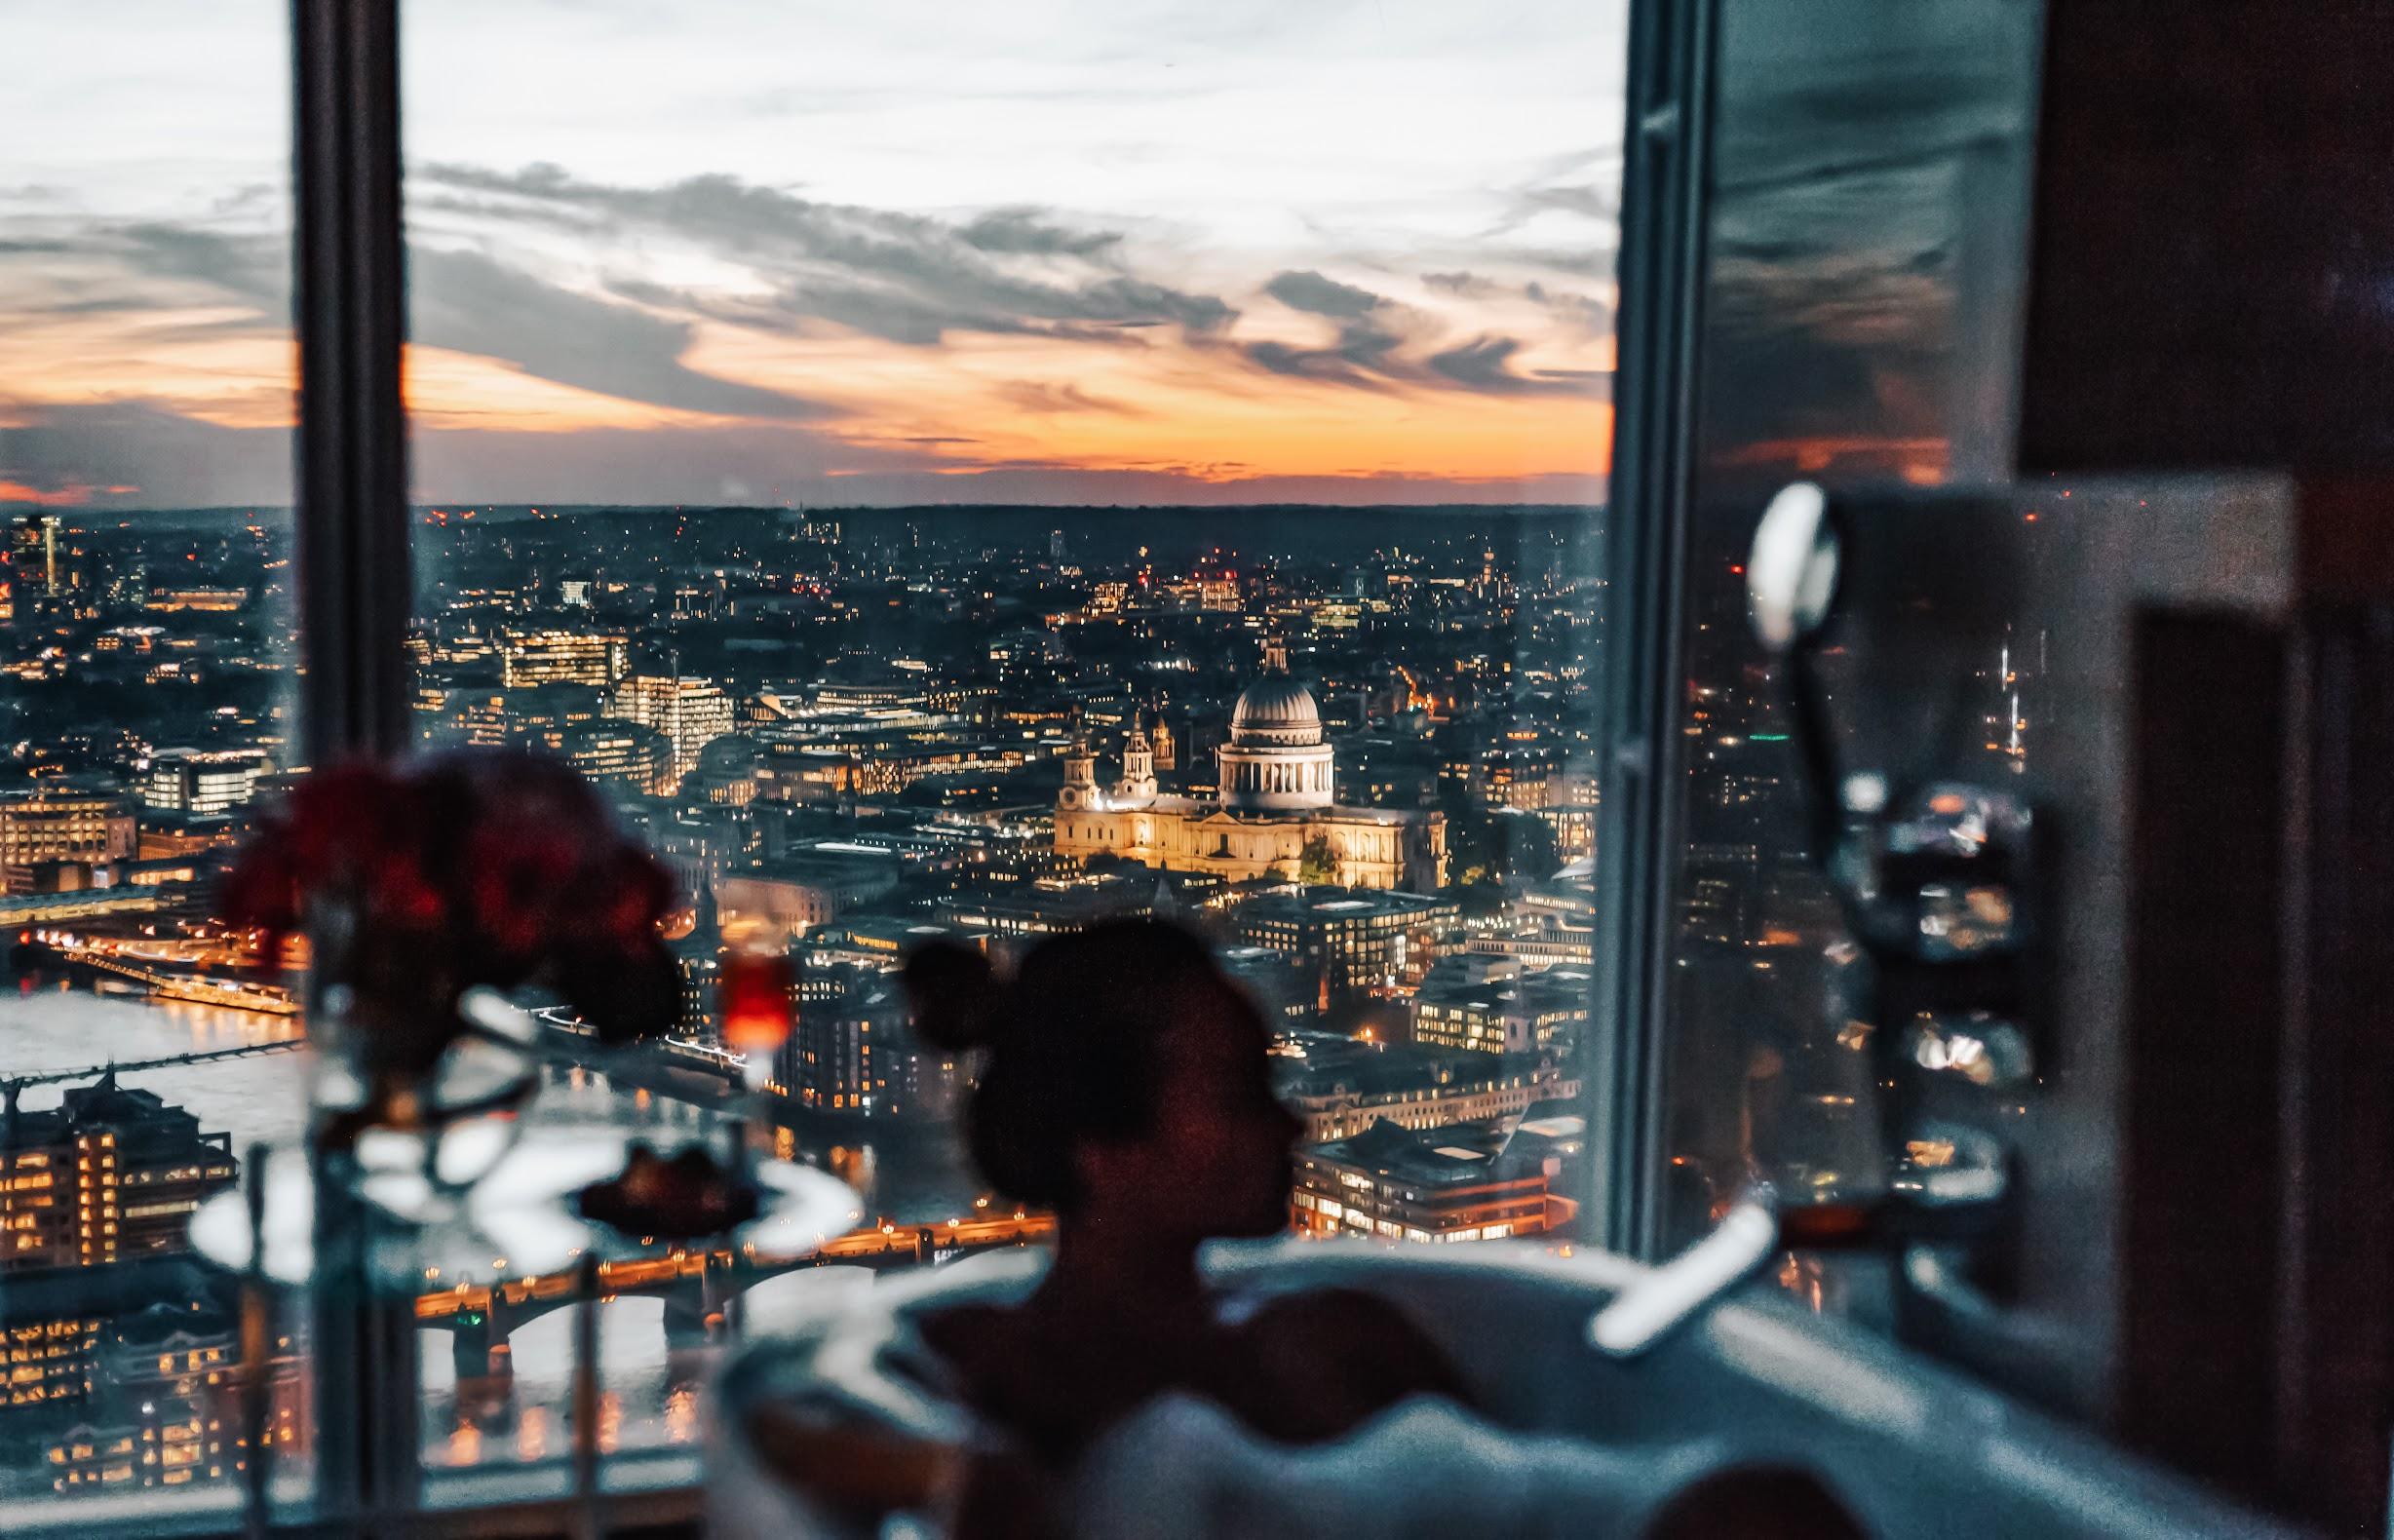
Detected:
left=140, top=751, right=267, bottom=816
left=609, top=674, right=734, bottom=788
left=1228, top=886, right=1461, bottom=1006
left=0, top=1075, right=239, bottom=1273
left=498, top=627, right=627, bottom=688
left=557, top=720, right=676, bottom=796
left=780, top=962, right=962, bottom=1122
left=0, top=786, right=137, bottom=874
left=504, top=684, right=608, bottom=751
left=11, top=513, right=60, bottom=601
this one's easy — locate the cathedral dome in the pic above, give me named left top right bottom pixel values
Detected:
left=1221, top=669, right=1333, bottom=810
left=1231, top=674, right=1321, bottom=739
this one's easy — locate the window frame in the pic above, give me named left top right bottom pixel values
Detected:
left=289, top=2, right=419, bottom=1525
left=1583, top=0, right=1715, bottom=1261
left=0, top=0, right=1681, bottom=1530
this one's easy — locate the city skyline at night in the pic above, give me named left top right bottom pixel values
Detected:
left=0, top=0, right=1635, bottom=1508
left=0, top=493, right=1614, bottom=1497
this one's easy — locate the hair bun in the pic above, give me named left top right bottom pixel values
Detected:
left=903, top=941, right=999, bottom=1052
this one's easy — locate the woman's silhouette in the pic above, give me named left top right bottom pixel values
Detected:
left=905, top=920, right=1468, bottom=1499
left=746, top=919, right=1866, bottom=1538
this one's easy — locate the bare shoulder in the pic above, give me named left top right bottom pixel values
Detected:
left=913, top=1300, right=1041, bottom=1399
left=1242, top=1286, right=1438, bottom=1340
left=1236, top=1287, right=1474, bottom=1409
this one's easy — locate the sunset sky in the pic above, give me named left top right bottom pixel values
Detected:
left=0, top=0, right=1624, bottom=510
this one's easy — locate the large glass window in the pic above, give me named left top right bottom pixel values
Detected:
left=399, top=0, right=1623, bottom=1486
left=1650, top=2, right=2046, bottom=1285
left=0, top=0, right=310, bottom=1523
left=0, top=0, right=1628, bottom=1521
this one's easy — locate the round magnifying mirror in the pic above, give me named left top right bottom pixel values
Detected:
left=1748, top=481, right=1840, bottom=652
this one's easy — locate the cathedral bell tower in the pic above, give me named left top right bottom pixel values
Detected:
left=1114, top=724, right=1159, bottom=807
left=1060, top=740, right=1100, bottom=811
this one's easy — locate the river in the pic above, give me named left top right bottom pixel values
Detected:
left=0, top=988, right=983, bottom=1494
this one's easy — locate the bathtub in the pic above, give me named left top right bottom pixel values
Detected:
left=709, top=1240, right=2298, bottom=1538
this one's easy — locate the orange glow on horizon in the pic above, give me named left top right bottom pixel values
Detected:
left=1723, top=435, right=1949, bottom=481
left=6, top=301, right=1613, bottom=495
left=0, top=480, right=104, bottom=507
left=0, top=304, right=295, bottom=428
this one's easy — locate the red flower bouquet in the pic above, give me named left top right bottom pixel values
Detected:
left=223, top=751, right=682, bottom=1079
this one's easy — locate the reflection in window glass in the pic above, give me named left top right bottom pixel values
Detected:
left=402, top=0, right=1622, bottom=1481
left=1655, top=4, right=2045, bottom=1295
left=0, top=0, right=309, bottom=1521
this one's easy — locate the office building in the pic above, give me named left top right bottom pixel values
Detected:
left=609, top=674, right=735, bottom=787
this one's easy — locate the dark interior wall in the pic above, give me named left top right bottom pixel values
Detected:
left=2022, top=7, right=2394, bottom=1529
left=2022, top=4, right=2394, bottom=474
left=1680, top=2, right=2394, bottom=1529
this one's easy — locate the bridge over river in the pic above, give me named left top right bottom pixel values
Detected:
left=418, top=1212, right=1056, bottom=1378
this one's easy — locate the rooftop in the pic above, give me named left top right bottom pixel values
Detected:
left=1274, top=1036, right=1568, bottom=1103
left=1301, top=1116, right=1551, bottom=1188
left=1235, top=885, right=1460, bottom=925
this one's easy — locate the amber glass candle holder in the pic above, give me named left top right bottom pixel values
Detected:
left=719, top=949, right=796, bottom=1086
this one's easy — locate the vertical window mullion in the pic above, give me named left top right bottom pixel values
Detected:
left=293, top=0, right=412, bottom=767
left=1586, top=0, right=1717, bottom=1260
left=290, top=0, right=418, bottom=1523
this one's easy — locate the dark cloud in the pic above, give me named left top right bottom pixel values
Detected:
left=1484, top=146, right=1626, bottom=254
left=209, top=183, right=281, bottom=218
left=1427, top=334, right=1595, bottom=396
left=957, top=208, right=1122, bottom=257
left=415, top=163, right=1233, bottom=347
left=773, top=272, right=1227, bottom=346
left=1245, top=322, right=1406, bottom=389
left=409, top=248, right=828, bottom=420
left=1246, top=268, right=1614, bottom=399
left=1246, top=270, right=1412, bottom=387
left=1510, top=245, right=1620, bottom=274
left=117, top=223, right=284, bottom=303
left=409, top=192, right=611, bottom=234
left=40, top=217, right=820, bottom=422
left=1263, top=269, right=1386, bottom=321
left=405, top=165, right=1614, bottom=403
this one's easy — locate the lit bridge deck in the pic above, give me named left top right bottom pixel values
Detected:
left=417, top=1213, right=1057, bottom=1368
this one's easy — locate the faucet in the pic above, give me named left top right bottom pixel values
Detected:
left=1578, top=482, right=2065, bottom=1380
left=1734, top=482, right=2064, bottom=1390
